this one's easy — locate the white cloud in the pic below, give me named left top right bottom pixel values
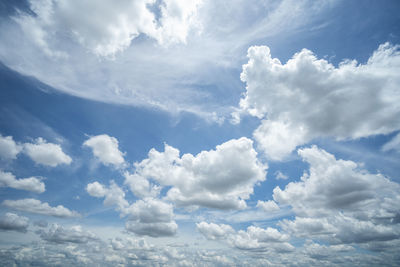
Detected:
left=130, top=137, right=266, bottom=210
left=239, top=43, right=400, bottom=160
left=382, top=132, right=400, bottom=153
left=23, top=137, right=72, bottom=167
left=256, top=200, right=280, bottom=212
left=86, top=181, right=128, bottom=212
left=2, top=198, right=80, bottom=218
left=196, top=222, right=234, bottom=240
left=0, top=171, right=45, bottom=193
left=13, top=0, right=203, bottom=58
left=83, top=134, right=125, bottom=167
left=124, top=172, right=160, bottom=199
left=0, top=0, right=335, bottom=121
left=124, top=198, right=177, bottom=237
left=0, top=212, right=29, bottom=233
left=38, top=224, right=97, bottom=244
left=273, top=146, right=400, bottom=244
left=197, top=222, right=293, bottom=253
left=86, top=180, right=177, bottom=237
left=0, top=135, right=22, bottom=160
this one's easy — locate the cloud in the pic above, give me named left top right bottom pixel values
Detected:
left=0, top=134, right=22, bottom=160
left=273, top=146, right=400, bottom=244
left=0, top=0, right=334, bottom=122
left=86, top=180, right=177, bottom=237
left=382, top=132, right=400, bottom=153
left=83, top=134, right=125, bottom=167
left=196, top=222, right=234, bottom=240
left=38, top=224, right=97, bottom=244
left=238, top=43, right=400, bottom=160
left=274, top=170, right=288, bottom=180
left=86, top=180, right=128, bottom=212
left=130, top=137, right=266, bottom=210
left=12, top=0, right=202, bottom=58
left=256, top=200, right=280, bottom=212
left=0, top=171, right=45, bottom=193
left=124, top=198, right=177, bottom=237
left=23, top=137, right=72, bottom=167
left=197, top=221, right=293, bottom=253
left=2, top=198, right=80, bottom=218
left=0, top=212, right=29, bottom=233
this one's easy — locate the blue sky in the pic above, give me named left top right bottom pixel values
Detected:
left=0, top=0, right=400, bottom=266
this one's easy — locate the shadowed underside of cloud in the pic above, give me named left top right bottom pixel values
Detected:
left=273, top=146, right=400, bottom=244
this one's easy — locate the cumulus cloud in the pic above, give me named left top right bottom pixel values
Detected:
left=130, top=137, right=266, bottom=210
left=0, top=171, right=45, bottom=193
left=273, top=146, right=400, bottom=244
left=0, top=134, right=22, bottom=160
left=86, top=180, right=177, bottom=237
left=86, top=180, right=128, bottom=212
left=23, top=137, right=72, bottom=167
left=2, top=198, right=80, bottom=218
left=256, top=200, right=280, bottom=212
left=197, top=221, right=293, bottom=253
left=0, top=212, right=29, bottom=233
left=239, top=43, right=400, bottom=160
left=124, top=198, right=177, bottom=237
left=196, top=222, right=234, bottom=240
left=83, top=134, right=125, bottom=167
left=38, top=224, right=97, bottom=244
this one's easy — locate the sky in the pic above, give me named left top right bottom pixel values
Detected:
left=0, top=0, right=400, bottom=266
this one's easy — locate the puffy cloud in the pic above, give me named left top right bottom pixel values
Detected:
left=196, top=222, right=234, bottom=240
left=382, top=132, right=400, bottom=153
left=124, top=198, right=177, bottom=237
left=0, top=171, right=45, bottom=193
left=239, top=43, right=400, bottom=159
left=86, top=181, right=128, bottom=212
left=273, top=146, right=400, bottom=245
left=0, top=212, right=29, bottom=233
left=13, top=0, right=202, bottom=58
left=197, top=221, right=293, bottom=253
left=86, top=180, right=177, bottom=237
left=2, top=198, right=80, bottom=218
left=0, top=135, right=22, bottom=160
left=131, top=137, right=266, bottom=210
left=256, top=200, right=279, bottom=212
left=123, top=172, right=160, bottom=199
left=83, top=134, right=125, bottom=167
left=23, top=137, right=72, bottom=167
left=38, top=224, right=97, bottom=244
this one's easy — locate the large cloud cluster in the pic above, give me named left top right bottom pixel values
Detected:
left=129, top=137, right=266, bottom=210
left=273, top=146, right=400, bottom=245
left=238, top=43, right=400, bottom=159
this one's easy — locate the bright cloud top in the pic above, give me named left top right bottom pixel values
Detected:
left=83, top=134, right=125, bottom=167
left=0, top=171, right=45, bottom=193
left=23, top=137, right=72, bottom=167
left=129, top=137, right=267, bottom=210
left=239, top=43, right=400, bottom=160
left=0, top=135, right=22, bottom=160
